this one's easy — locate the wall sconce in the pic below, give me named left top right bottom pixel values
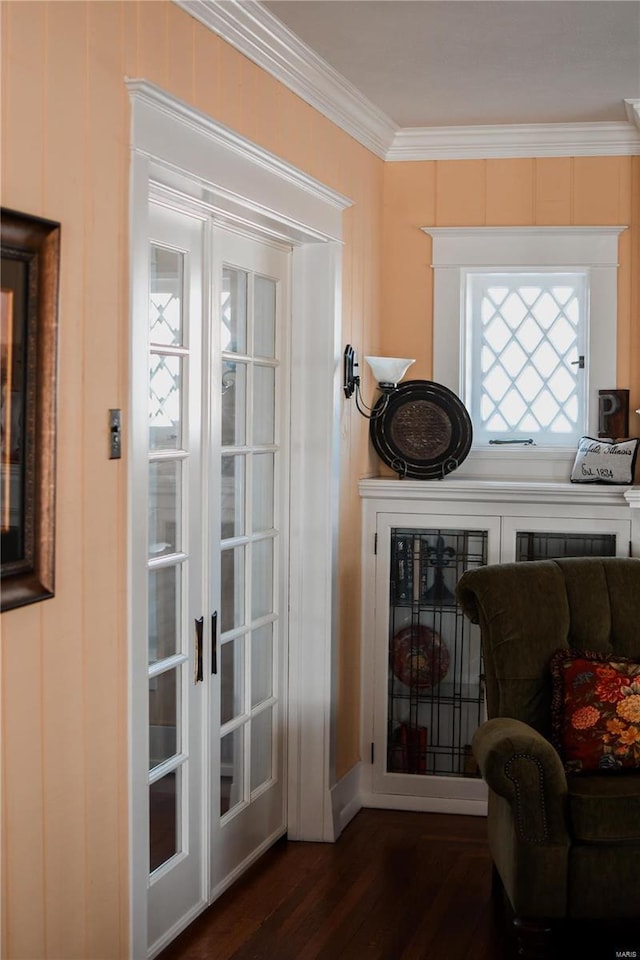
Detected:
left=343, top=344, right=415, bottom=419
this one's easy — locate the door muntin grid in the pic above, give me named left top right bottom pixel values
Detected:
left=465, top=272, right=587, bottom=446
left=218, top=265, right=280, bottom=822
left=387, top=528, right=487, bottom=779
left=147, top=241, right=192, bottom=876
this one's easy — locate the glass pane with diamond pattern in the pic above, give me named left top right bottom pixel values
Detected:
left=150, top=245, right=183, bottom=346
left=469, top=273, right=586, bottom=445
left=149, top=353, right=182, bottom=450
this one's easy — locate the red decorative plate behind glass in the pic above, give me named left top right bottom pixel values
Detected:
left=391, top=624, right=450, bottom=689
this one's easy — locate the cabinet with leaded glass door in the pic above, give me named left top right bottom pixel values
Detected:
left=360, top=480, right=634, bottom=815
left=367, top=510, right=501, bottom=815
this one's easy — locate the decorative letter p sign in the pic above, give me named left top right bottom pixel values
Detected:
left=598, top=389, right=629, bottom=439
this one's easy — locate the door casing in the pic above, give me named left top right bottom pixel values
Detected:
left=128, top=80, right=351, bottom=958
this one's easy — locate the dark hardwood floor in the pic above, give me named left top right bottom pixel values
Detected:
left=158, top=809, right=639, bottom=960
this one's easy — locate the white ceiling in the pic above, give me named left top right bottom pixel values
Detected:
left=263, top=0, right=640, bottom=128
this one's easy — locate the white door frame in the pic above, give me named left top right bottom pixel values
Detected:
left=127, top=80, right=351, bottom=958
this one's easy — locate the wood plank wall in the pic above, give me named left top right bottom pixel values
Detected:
left=1, top=3, right=637, bottom=958
left=382, top=157, right=640, bottom=416
left=0, top=3, right=382, bottom=957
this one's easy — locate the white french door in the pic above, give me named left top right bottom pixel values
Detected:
left=146, top=205, right=206, bottom=949
left=142, top=203, right=290, bottom=953
left=208, top=228, right=290, bottom=894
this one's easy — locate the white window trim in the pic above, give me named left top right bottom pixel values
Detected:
left=128, top=79, right=351, bottom=959
left=422, top=226, right=627, bottom=480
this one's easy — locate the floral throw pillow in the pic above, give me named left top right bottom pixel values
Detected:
left=550, top=649, right=640, bottom=774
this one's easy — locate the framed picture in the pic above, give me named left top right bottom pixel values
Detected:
left=1, top=208, right=60, bottom=611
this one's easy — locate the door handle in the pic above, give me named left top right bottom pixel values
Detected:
left=211, top=612, right=218, bottom=675
left=194, top=616, right=204, bottom=683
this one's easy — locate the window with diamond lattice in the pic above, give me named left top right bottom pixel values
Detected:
left=465, top=273, right=587, bottom=446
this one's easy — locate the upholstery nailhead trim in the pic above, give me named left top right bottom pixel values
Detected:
left=504, top=754, right=549, bottom=844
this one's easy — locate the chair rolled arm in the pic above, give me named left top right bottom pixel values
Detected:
left=473, top=717, right=569, bottom=845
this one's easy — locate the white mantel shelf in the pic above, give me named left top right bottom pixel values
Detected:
left=625, top=487, right=640, bottom=508
left=359, top=477, right=638, bottom=508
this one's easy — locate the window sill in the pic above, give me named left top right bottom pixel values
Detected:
left=454, top=445, right=576, bottom=483
left=469, top=444, right=577, bottom=457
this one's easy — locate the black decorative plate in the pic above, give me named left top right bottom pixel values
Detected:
left=370, top=380, right=473, bottom=480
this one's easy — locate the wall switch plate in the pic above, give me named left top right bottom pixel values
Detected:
left=109, top=409, right=122, bottom=459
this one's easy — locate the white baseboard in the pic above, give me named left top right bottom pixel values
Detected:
left=331, top=761, right=363, bottom=839
left=148, top=898, right=209, bottom=959
left=360, top=792, right=487, bottom=817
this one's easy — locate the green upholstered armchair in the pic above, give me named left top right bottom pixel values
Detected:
left=456, top=557, right=640, bottom=960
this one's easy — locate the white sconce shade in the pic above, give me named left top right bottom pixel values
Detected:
left=365, top=355, right=415, bottom=385
left=343, top=344, right=415, bottom=420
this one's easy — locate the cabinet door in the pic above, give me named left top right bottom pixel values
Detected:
left=371, top=512, right=500, bottom=808
left=501, top=515, right=632, bottom=562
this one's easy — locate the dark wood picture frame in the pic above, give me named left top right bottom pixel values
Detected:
left=1, top=208, right=60, bottom=612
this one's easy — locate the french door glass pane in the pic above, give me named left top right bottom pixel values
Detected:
left=254, top=276, right=276, bottom=358
left=149, top=768, right=180, bottom=872
left=148, top=565, right=181, bottom=664
left=150, top=246, right=184, bottom=347
left=221, top=362, right=247, bottom=447
left=149, top=461, right=181, bottom=558
left=221, top=267, right=247, bottom=355
left=221, top=455, right=245, bottom=540
left=251, top=623, right=273, bottom=708
left=250, top=708, right=273, bottom=792
left=253, top=366, right=275, bottom=445
left=149, top=669, right=179, bottom=769
left=220, top=728, right=244, bottom=816
left=149, top=354, right=182, bottom=451
left=252, top=454, right=274, bottom=532
left=220, top=637, right=244, bottom=725
left=252, top=538, right=273, bottom=620
left=221, top=546, right=245, bottom=632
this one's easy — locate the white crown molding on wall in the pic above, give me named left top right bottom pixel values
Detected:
left=389, top=121, right=640, bottom=161
left=625, top=99, right=640, bottom=131
left=174, top=0, right=640, bottom=162
left=174, top=0, right=396, bottom=159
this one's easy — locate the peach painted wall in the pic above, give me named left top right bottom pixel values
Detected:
left=0, top=2, right=382, bottom=957
left=382, top=157, right=640, bottom=414
left=2, top=4, right=637, bottom=958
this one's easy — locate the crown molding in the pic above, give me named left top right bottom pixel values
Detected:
left=388, top=121, right=640, bottom=161
left=174, top=1, right=640, bottom=162
left=625, top=99, right=640, bottom=132
left=174, top=0, right=396, bottom=159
